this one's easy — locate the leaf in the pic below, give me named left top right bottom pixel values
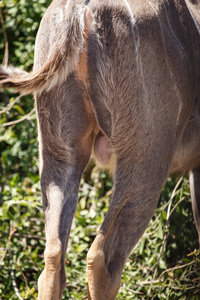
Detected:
left=76, top=243, right=88, bottom=253
left=13, top=104, right=25, bottom=115
left=139, top=237, right=146, bottom=255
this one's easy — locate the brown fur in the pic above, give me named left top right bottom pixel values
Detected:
left=1, top=0, right=200, bottom=299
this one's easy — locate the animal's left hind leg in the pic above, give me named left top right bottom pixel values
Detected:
left=190, top=166, right=200, bottom=246
left=36, top=76, right=95, bottom=299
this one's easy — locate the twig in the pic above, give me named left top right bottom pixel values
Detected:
left=139, top=279, right=160, bottom=285
left=17, top=263, right=29, bottom=289
left=0, top=221, right=17, bottom=262
left=140, top=259, right=199, bottom=293
left=143, top=214, right=160, bottom=237
left=0, top=94, right=23, bottom=115
left=2, top=107, right=35, bottom=126
left=126, top=287, right=144, bottom=294
left=166, top=176, right=184, bottom=220
left=12, top=232, right=46, bottom=241
left=143, top=225, right=160, bottom=237
left=167, top=197, right=185, bottom=220
left=159, top=260, right=194, bottom=279
left=66, top=283, right=79, bottom=288
left=165, top=284, right=197, bottom=292
left=101, top=188, right=113, bottom=201
left=0, top=7, right=9, bottom=65
left=11, top=267, right=24, bottom=300
left=192, top=277, right=200, bottom=282
left=148, top=177, right=183, bottom=296
left=15, top=232, right=46, bottom=241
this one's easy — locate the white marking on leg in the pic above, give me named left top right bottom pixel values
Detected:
left=46, top=182, right=64, bottom=240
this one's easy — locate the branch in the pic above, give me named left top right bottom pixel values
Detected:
left=17, top=264, right=29, bottom=289
left=2, top=107, right=35, bottom=126
left=159, top=260, right=195, bottom=279
left=0, top=221, right=17, bottom=263
left=0, top=94, right=23, bottom=115
left=148, top=177, right=183, bottom=296
left=13, top=232, right=46, bottom=241
left=2, top=231, right=46, bottom=241
left=11, top=267, right=24, bottom=300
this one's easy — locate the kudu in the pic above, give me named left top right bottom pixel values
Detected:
left=1, top=0, right=200, bottom=299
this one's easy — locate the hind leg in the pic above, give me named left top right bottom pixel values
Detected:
left=36, top=76, right=95, bottom=299
left=189, top=167, right=200, bottom=246
left=87, top=128, right=177, bottom=300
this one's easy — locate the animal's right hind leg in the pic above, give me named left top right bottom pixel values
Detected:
left=87, top=119, right=178, bottom=300
left=190, top=167, right=200, bottom=246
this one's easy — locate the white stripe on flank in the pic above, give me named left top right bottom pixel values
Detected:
left=123, top=0, right=136, bottom=28
left=123, top=0, right=140, bottom=64
left=147, top=0, right=157, bottom=15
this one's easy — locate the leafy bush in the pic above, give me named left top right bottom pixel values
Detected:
left=0, top=1, right=199, bottom=299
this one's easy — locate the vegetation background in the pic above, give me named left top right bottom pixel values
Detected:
left=0, top=0, right=199, bottom=299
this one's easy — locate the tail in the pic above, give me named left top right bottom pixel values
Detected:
left=0, top=1, right=92, bottom=95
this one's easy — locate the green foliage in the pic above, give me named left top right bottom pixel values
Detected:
left=0, top=1, right=200, bottom=299
left=0, top=0, right=51, bottom=68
